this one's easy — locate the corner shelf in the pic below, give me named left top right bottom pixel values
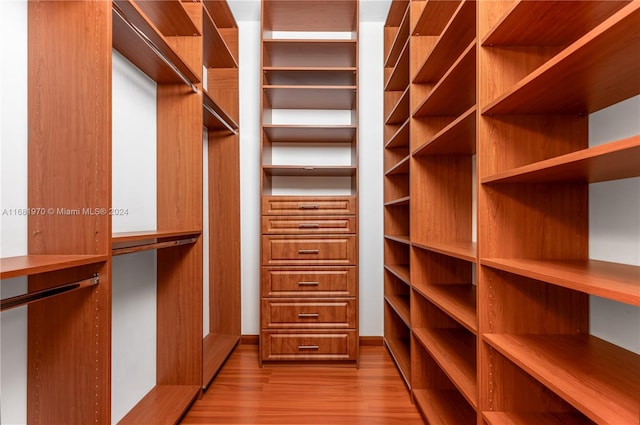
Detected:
left=0, top=255, right=108, bottom=280
left=386, top=86, right=410, bottom=125
left=112, top=0, right=200, bottom=85
left=384, top=264, right=411, bottom=285
left=484, top=333, right=640, bottom=425
left=412, top=241, right=477, bottom=264
left=385, top=40, right=410, bottom=92
left=412, top=106, right=476, bottom=156
left=385, top=294, right=411, bottom=326
left=482, top=3, right=640, bottom=115
left=385, top=120, right=410, bottom=149
left=385, top=155, right=410, bottom=176
left=412, top=284, right=477, bottom=334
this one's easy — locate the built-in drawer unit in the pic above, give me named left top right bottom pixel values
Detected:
left=262, top=196, right=356, bottom=216
left=261, top=267, right=357, bottom=298
left=261, top=215, right=356, bottom=235
left=261, top=330, right=358, bottom=361
left=261, top=299, right=356, bottom=329
left=262, top=235, right=357, bottom=266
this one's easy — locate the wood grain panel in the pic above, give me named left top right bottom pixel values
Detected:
left=262, top=196, right=356, bottom=216
left=261, top=299, right=357, bottom=329
left=262, top=215, right=356, bottom=235
left=262, top=235, right=356, bottom=266
left=262, top=330, right=358, bottom=361
left=262, top=267, right=357, bottom=298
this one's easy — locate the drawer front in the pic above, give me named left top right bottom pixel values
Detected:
left=262, top=196, right=356, bottom=216
left=261, top=331, right=357, bottom=361
left=261, top=267, right=356, bottom=297
left=262, top=216, right=356, bottom=235
left=262, top=236, right=356, bottom=266
left=261, top=299, right=356, bottom=329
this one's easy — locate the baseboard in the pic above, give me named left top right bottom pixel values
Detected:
left=240, top=335, right=384, bottom=347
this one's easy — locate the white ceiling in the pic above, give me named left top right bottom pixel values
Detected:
left=227, top=0, right=392, bottom=22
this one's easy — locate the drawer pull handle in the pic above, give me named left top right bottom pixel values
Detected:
left=298, top=345, right=320, bottom=350
left=298, top=313, right=319, bottom=318
left=299, top=223, right=320, bottom=228
left=298, top=249, right=319, bottom=254
left=298, top=281, right=319, bottom=286
left=299, top=204, right=319, bottom=209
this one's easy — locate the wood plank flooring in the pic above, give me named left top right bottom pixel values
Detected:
left=181, top=344, right=425, bottom=424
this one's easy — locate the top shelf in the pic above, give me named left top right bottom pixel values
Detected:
left=112, top=230, right=201, bottom=256
left=263, top=0, right=358, bottom=32
left=482, top=0, right=630, bottom=46
left=482, top=3, right=640, bottom=115
left=133, top=0, right=200, bottom=36
left=0, top=255, right=108, bottom=280
left=203, top=4, right=238, bottom=69
left=112, top=0, right=200, bottom=85
left=384, top=3, right=410, bottom=68
left=203, top=0, right=238, bottom=29
left=412, top=0, right=461, bottom=36
left=385, top=0, right=409, bottom=27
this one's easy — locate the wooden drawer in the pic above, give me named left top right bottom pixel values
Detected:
left=261, top=299, right=356, bottom=329
left=261, top=215, right=356, bottom=235
left=262, top=196, right=356, bottom=216
left=262, top=235, right=356, bottom=266
left=261, top=330, right=357, bottom=361
left=261, top=267, right=356, bottom=297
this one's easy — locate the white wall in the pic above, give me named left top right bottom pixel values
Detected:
left=110, top=50, right=158, bottom=423
left=235, top=17, right=385, bottom=337
left=588, top=95, right=640, bottom=354
left=0, top=2, right=28, bottom=423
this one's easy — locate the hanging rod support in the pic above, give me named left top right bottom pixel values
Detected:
left=112, top=2, right=198, bottom=93
left=1, top=275, right=99, bottom=312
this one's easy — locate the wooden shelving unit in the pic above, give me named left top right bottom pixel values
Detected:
left=383, top=0, right=411, bottom=385
left=260, top=0, right=359, bottom=365
left=477, top=1, right=640, bottom=424
left=5, top=0, right=240, bottom=422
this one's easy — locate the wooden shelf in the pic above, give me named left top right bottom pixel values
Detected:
left=385, top=155, right=410, bottom=176
left=118, top=385, right=200, bottom=425
left=203, top=0, right=238, bottom=30
left=412, top=0, right=461, bottom=36
left=385, top=40, right=410, bottom=92
left=263, top=86, right=356, bottom=110
left=483, top=411, right=591, bottom=425
left=413, top=0, right=475, bottom=84
left=384, top=196, right=411, bottom=207
left=481, top=258, right=640, bottom=306
left=482, top=0, right=630, bottom=46
left=263, top=165, right=356, bottom=177
left=484, top=334, right=640, bottom=425
left=385, top=295, right=411, bottom=327
left=412, top=284, right=477, bottom=334
left=263, top=68, right=356, bottom=86
left=412, top=106, right=476, bottom=156
left=413, top=327, right=477, bottom=409
left=262, top=0, right=358, bottom=32
left=112, top=230, right=201, bottom=256
left=384, top=3, right=410, bottom=68
left=202, top=333, right=239, bottom=389
left=413, top=241, right=477, bottom=264
left=203, top=4, right=238, bottom=68
left=0, top=255, right=108, bottom=280
left=413, top=41, right=475, bottom=117
left=133, top=0, right=199, bottom=37
left=385, top=234, right=410, bottom=246
left=385, top=120, right=410, bottom=149
left=385, top=0, right=409, bottom=28
left=482, top=3, right=640, bottom=115
left=112, top=0, right=200, bottom=85
left=385, top=264, right=411, bottom=286
left=203, top=89, right=239, bottom=132
left=482, top=135, right=640, bottom=184
left=386, top=86, right=410, bottom=125
left=384, top=336, right=411, bottom=388
left=263, top=125, right=356, bottom=143
left=413, top=389, right=476, bottom=425
left=263, top=40, right=357, bottom=68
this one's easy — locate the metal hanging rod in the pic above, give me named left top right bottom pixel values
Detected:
left=1, top=275, right=99, bottom=312
left=203, top=103, right=239, bottom=135
left=112, top=2, right=199, bottom=93
left=112, top=237, right=199, bottom=256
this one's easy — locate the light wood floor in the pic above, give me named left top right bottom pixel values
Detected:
left=181, top=344, right=425, bottom=424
